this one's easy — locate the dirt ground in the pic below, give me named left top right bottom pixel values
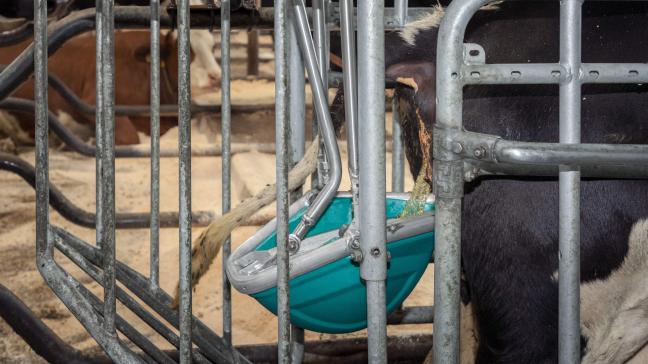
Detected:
left=0, top=31, right=434, bottom=363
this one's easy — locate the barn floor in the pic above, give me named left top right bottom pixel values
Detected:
left=0, top=82, right=434, bottom=363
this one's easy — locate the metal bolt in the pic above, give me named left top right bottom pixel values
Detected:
left=473, top=146, right=486, bottom=159
left=350, top=235, right=360, bottom=249
left=464, top=169, right=477, bottom=182
left=288, top=235, right=300, bottom=253
left=371, top=247, right=381, bottom=257
left=451, top=142, right=464, bottom=154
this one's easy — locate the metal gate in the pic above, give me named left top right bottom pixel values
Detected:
left=433, top=0, right=648, bottom=363
left=21, top=0, right=438, bottom=363
left=21, top=0, right=648, bottom=362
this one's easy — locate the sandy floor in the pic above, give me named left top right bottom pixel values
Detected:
left=0, top=32, right=434, bottom=363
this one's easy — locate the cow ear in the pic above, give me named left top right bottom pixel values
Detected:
left=386, top=61, right=436, bottom=94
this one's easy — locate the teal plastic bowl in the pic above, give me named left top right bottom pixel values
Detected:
left=249, top=196, right=434, bottom=333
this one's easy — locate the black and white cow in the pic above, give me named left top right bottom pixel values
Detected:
left=336, top=2, right=648, bottom=363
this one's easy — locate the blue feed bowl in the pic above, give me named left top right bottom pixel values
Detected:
left=250, top=196, right=434, bottom=333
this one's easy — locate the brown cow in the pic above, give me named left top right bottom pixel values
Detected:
left=0, top=30, right=181, bottom=145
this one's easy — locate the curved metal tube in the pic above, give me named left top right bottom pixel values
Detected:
left=0, top=283, right=102, bottom=364
left=0, top=21, right=33, bottom=47
left=290, top=0, right=343, bottom=241
left=0, top=152, right=215, bottom=228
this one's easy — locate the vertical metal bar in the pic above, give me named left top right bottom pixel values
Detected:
left=311, top=0, right=328, bottom=189
left=395, top=0, right=408, bottom=25
left=221, top=0, right=233, bottom=350
left=177, top=0, right=192, bottom=362
left=358, top=1, right=387, bottom=363
left=149, top=0, right=161, bottom=289
left=34, top=0, right=49, bottom=260
left=391, top=99, right=404, bottom=192
left=247, top=30, right=259, bottom=77
left=275, top=0, right=291, bottom=362
left=391, top=0, right=407, bottom=193
left=559, top=1, right=582, bottom=362
left=290, top=0, right=343, bottom=241
left=433, top=1, right=481, bottom=362
left=96, top=0, right=116, bottom=335
left=289, top=14, right=305, bottom=363
left=340, top=0, right=360, bottom=216
left=289, top=7, right=306, bottom=206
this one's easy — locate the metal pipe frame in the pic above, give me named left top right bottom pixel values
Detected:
left=150, top=0, right=161, bottom=289
left=274, top=0, right=291, bottom=362
left=339, top=0, right=360, bottom=225
left=221, top=0, right=234, bottom=355
left=357, top=1, right=387, bottom=363
left=391, top=0, right=407, bottom=193
left=176, top=0, right=193, bottom=361
left=435, top=0, right=648, bottom=362
left=34, top=0, right=143, bottom=361
left=289, top=0, right=342, bottom=244
left=289, top=4, right=307, bottom=362
left=95, top=0, right=118, bottom=336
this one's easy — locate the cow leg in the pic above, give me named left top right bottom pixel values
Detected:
left=114, top=116, right=140, bottom=145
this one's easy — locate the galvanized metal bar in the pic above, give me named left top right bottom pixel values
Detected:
left=494, top=141, right=648, bottom=166
left=34, top=0, right=50, bottom=265
left=177, top=0, right=193, bottom=361
left=96, top=0, right=117, bottom=335
left=387, top=305, right=434, bottom=325
left=391, top=99, right=405, bottom=192
left=149, top=0, right=161, bottom=289
left=221, top=0, right=234, bottom=351
left=289, top=12, right=306, bottom=362
left=461, top=63, right=648, bottom=85
left=559, top=1, right=582, bottom=363
left=289, top=14, right=306, bottom=195
left=290, top=325, right=305, bottom=364
left=357, top=1, right=387, bottom=363
left=433, top=1, right=485, bottom=362
left=274, top=0, right=291, bottom=362
left=340, top=0, right=360, bottom=215
left=466, top=160, right=648, bottom=180
left=394, top=0, right=408, bottom=25
left=391, top=0, right=407, bottom=193
left=580, top=63, right=648, bottom=84
left=311, top=0, right=329, bottom=190
left=290, top=0, right=343, bottom=242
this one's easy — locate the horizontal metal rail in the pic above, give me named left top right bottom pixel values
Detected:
left=0, top=151, right=218, bottom=229
left=0, top=98, right=282, bottom=158
left=442, top=128, right=648, bottom=169
left=461, top=63, right=648, bottom=85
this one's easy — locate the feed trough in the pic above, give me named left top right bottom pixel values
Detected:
left=227, top=192, right=435, bottom=333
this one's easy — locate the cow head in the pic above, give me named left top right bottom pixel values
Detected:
left=383, top=7, right=443, bottom=183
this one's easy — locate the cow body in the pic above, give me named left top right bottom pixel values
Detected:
left=379, top=2, right=648, bottom=363
left=0, top=30, right=181, bottom=145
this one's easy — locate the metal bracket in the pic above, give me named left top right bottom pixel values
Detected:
left=463, top=43, right=486, bottom=65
